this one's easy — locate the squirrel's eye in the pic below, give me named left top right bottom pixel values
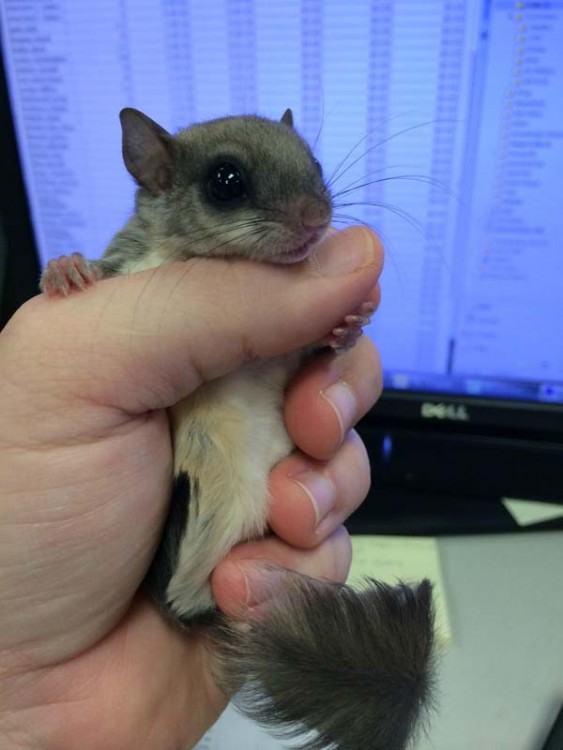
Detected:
left=313, top=157, right=323, bottom=176
left=207, top=162, right=247, bottom=203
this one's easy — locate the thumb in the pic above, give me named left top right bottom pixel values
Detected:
left=4, top=227, right=382, bottom=413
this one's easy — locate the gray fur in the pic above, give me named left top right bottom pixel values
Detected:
left=101, top=108, right=331, bottom=276
left=210, top=576, right=435, bottom=750
left=66, top=108, right=436, bottom=748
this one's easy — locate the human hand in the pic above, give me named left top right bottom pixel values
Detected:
left=0, top=227, right=383, bottom=749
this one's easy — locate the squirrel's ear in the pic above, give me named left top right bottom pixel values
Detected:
left=119, top=108, right=173, bottom=195
left=280, top=108, right=294, bottom=128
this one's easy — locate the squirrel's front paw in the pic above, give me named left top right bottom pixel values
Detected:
left=325, top=301, right=376, bottom=351
left=40, top=252, right=102, bottom=297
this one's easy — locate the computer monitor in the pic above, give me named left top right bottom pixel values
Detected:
left=1, top=0, right=562, bottom=533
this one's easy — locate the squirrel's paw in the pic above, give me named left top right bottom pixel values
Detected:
left=40, top=252, right=102, bottom=297
left=324, top=301, right=376, bottom=351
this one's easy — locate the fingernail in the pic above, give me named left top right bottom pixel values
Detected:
left=292, top=470, right=336, bottom=526
left=321, top=380, right=357, bottom=442
left=316, top=228, right=375, bottom=276
left=238, top=563, right=285, bottom=608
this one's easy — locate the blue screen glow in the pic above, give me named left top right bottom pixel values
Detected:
left=1, top=0, right=562, bottom=403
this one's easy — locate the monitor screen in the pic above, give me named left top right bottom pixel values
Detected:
left=1, top=0, right=562, bottom=405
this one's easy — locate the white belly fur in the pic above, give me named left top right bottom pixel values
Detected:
left=165, top=355, right=301, bottom=619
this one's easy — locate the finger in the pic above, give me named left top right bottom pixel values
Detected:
left=285, top=335, right=383, bottom=460
left=267, top=430, right=370, bottom=549
left=211, top=526, right=352, bottom=619
left=6, top=228, right=383, bottom=414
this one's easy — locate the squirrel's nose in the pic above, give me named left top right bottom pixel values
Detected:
left=298, top=197, right=332, bottom=230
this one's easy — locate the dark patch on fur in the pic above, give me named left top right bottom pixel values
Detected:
left=144, top=471, right=196, bottom=609
left=181, top=608, right=220, bottom=628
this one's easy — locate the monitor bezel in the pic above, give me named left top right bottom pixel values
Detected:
left=0, top=49, right=40, bottom=327
left=371, top=390, right=563, bottom=440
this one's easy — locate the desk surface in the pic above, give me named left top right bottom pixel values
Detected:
left=196, top=531, right=563, bottom=750
left=418, top=530, right=563, bottom=750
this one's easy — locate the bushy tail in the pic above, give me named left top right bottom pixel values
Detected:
left=209, top=575, right=436, bottom=750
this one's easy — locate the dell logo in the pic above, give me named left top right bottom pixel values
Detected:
left=421, top=402, right=470, bottom=421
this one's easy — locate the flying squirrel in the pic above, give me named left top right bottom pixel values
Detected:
left=40, top=107, right=436, bottom=750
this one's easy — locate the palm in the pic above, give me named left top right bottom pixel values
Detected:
left=33, top=595, right=224, bottom=749
left=1, top=401, right=226, bottom=748
left=2, top=400, right=171, bottom=646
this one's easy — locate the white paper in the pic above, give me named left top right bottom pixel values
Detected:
left=502, top=498, right=563, bottom=526
left=194, top=703, right=306, bottom=750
